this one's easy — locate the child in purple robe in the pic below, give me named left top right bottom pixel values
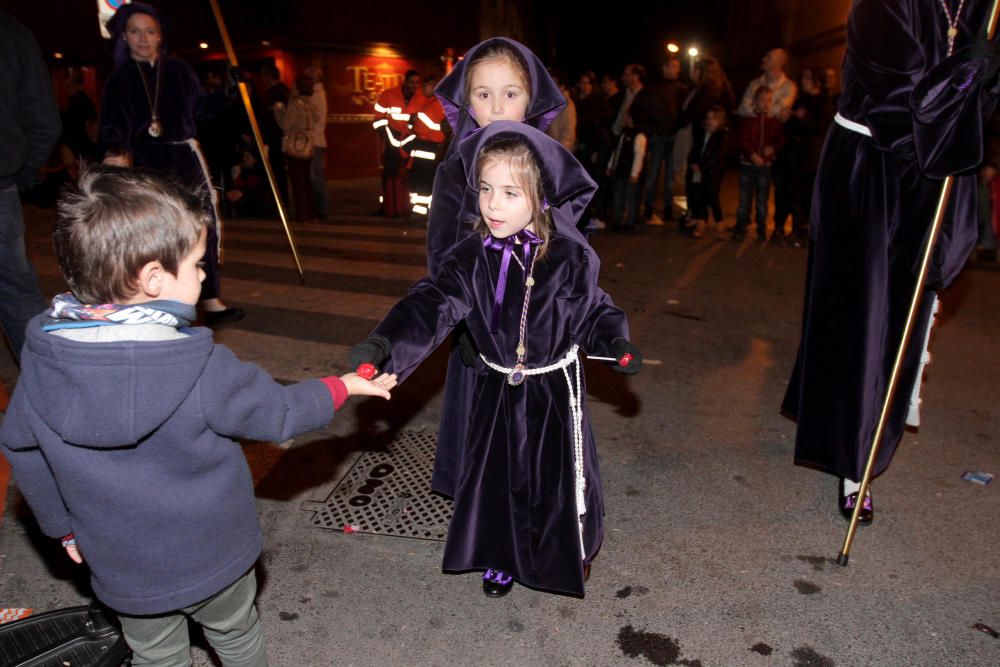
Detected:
left=351, top=122, right=641, bottom=598
left=425, top=38, right=593, bottom=508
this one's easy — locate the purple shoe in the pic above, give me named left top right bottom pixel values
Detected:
left=482, top=569, right=514, bottom=598
left=838, top=480, right=873, bottom=524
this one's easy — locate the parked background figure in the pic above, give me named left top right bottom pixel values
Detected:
left=372, top=70, right=426, bottom=218
left=674, top=56, right=736, bottom=232
left=0, top=9, right=60, bottom=363
left=685, top=105, right=730, bottom=239
left=306, top=66, right=330, bottom=221
left=277, top=75, right=320, bottom=223
left=98, top=2, right=244, bottom=325
left=737, top=48, right=797, bottom=237
left=407, top=73, right=448, bottom=220
left=546, top=70, right=577, bottom=152
left=62, top=69, right=98, bottom=165
left=574, top=70, right=613, bottom=233
left=642, top=55, right=689, bottom=224
left=258, top=62, right=290, bottom=207
left=778, top=67, right=834, bottom=245
left=593, top=72, right=624, bottom=226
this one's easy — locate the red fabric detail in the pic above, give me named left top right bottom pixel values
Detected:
left=320, top=376, right=348, bottom=411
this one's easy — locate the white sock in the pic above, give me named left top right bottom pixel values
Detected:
left=842, top=478, right=871, bottom=496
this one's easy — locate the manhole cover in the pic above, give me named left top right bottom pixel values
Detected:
left=302, top=429, right=452, bottom=541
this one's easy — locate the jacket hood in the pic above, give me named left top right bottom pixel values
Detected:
left=434, top=38, right=565, bottom=151
left=18, top=316, right=214, bottom=448
left=457, top=121, right=597, bottom=242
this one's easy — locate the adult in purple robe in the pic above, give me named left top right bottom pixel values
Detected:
left=99, top=3, right=242, bottom=324
left=368, top=122, right=630, bottom=595
left=782, top=0, right=999, bottom=517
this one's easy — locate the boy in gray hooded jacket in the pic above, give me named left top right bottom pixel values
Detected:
left=0, top=166, right=397, bottom=666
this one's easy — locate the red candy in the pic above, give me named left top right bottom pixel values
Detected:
left=356, top=363, right=377, bottom=380
left=618, top=353, right=633, bottom=367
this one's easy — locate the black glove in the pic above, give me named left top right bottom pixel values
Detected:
left=349, top=334, right=392, bottom=371
left=225, top=66, right=248, bottom=96
left=970, top=34, right=1000, bottom=88
left=610, top=337, right=643, bottom=375
left=454, top=327, right=479, bottom=368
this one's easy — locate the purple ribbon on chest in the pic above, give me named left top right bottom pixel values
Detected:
left=483, top=228, right=542, bottom=333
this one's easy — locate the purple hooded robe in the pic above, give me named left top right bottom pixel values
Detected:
left=782, top=0, right=999, bottom=480
left=374, top=122, right=629, bottom=595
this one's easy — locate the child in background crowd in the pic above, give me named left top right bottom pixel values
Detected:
left=734, top=86, right=784, bottom=241
left=685, top=106, right=730, bottom=239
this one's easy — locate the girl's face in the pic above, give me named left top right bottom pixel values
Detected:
left=125, top=13, right=162, bottom=63
left=468, top=58, right=529, bottom=127
left=578, top=76, right=594, bottom=98
left=479, top=158, right=535, bottom=239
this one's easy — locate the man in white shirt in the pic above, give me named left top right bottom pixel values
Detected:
left=737, top=48, right=797, bottom=119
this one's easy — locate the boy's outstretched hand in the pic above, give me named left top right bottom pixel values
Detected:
left=340, top=371, right=398, bottom=400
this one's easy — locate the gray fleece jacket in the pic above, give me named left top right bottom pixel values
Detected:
left=0, top=315, right=336, bottom=614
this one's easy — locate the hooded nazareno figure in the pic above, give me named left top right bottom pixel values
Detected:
left=365, top=122, right=633, bottom=595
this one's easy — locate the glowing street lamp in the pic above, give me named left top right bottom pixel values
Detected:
left=688, top=46, right=699, bottom=74
left=199, top=42, right=209, bottom=49
left=666, top=42, right=680, bottom=54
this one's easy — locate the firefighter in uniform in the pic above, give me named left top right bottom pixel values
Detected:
left=407, top=75, right=448, bottom=219
left=372, top=70, right=426, bottom=217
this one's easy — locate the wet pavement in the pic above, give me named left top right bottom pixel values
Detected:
left=1, top=178, right=999, bottom=666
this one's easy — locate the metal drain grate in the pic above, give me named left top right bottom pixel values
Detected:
left=302, top=429, right=453, bottom=541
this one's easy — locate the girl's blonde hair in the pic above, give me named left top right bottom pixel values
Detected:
left=464, top=41, right=532, bottom=105
left=474, top=138, right=553, bottom=260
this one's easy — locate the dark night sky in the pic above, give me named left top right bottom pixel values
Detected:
left=5, top=0, right=735, bottom=82
left=538, top=0, right=733, bottom=80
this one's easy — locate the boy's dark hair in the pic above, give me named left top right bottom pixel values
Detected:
left=625, top=63, right=646, bottom=84
left=54, top=167, right=208, bottom=304
left=707, top=105, right=728, bottom=127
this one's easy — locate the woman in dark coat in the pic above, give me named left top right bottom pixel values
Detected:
left=99, top=2, right=242, bottom=325
left=782, top=0, right=1000, bottom=522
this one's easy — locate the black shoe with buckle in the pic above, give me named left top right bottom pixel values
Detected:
left=482, top=569, right=513, bottom=598
left=839, top=479, right=873, bottom=524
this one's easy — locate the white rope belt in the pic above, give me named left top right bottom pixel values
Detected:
left=834, top=112, right=872, bottom=137
left=480, top=344, right=587, bottom=558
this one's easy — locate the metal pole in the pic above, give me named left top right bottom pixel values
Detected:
left=837, top=2, right=1000, bottom=565
left=207, top=0, right=305, bottom=283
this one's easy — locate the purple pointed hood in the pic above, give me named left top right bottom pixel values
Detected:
left=435, top=38, right=565, bottom=151
left=458, top=121, right=596, bottom=243
left=106, top=2, right=171, bottom=67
